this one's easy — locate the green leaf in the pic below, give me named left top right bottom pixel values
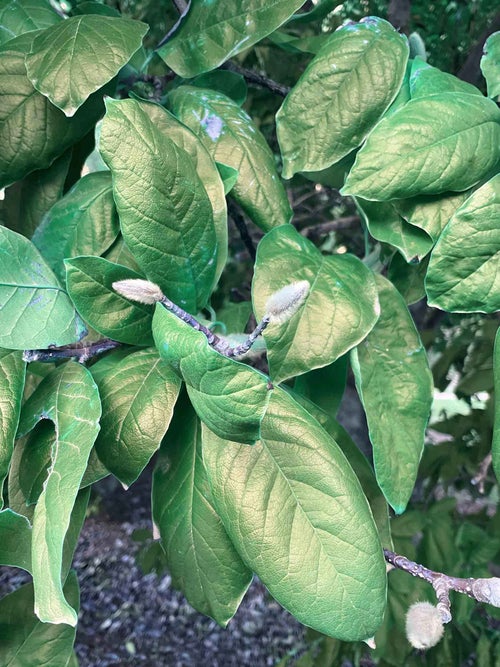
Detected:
left=168, top=86, right=292, bottom=233
left=493, top=327, right=500, bottom=482
left=157, top=0, right=304, bottom=78
left=409, top=59, right=482, bottom=98
left=152, top=305, right=271, bottom=444
left=136, top=99, right=227, bottom=285
left=0, top=349, right=25, bottom=507
left=202, top=388, right=386, bottom=641
left=216, top=162, right=239, bottom=195
left=481, top=31, right=500, bottom=99
left=0, top=509, right=32, bottom=571
left=425, top=174, right=500, bottom=312
left=94, top=348, right=181, bottom=487
left=276, top=18, right=408, bottom=178
left=343, top=92, right=500, bottom=200
left=286, top=0, right=338, bottom=24
left=351, top=274, right=433, bottom=513
left=0, top=0, right=61, bottom=46
left=357, top=198, right=433, bottom=261
left=17, top=362, right=101, bottom=625
left=99, top=98, right=218, bottom=313
left=65, top=255, right=154, bottom=346
left=2, top=149, right=71, bottom=239
left=387, top=253, right=428, bottom=305
left=0, top=32, right=106, bottom=189
left=26, top=16, right=148, bottom=115
left=32, top=172, right=120, bottom=283
left=393, top=190, right=470, bottom=244
left=252, top=225, right=380, bottom=383
left=152, top=393, right=252, bottom=625
left=0, top=226, right=86, bottom=350
left=191, top=70, right=247, bottom=105
left=19, top=419, right=54, bottom=505
left=0, top=572, right=79, bottom=666
left=293, top=355, right=348, bottom=418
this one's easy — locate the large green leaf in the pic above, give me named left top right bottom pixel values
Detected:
left=0, top=32, right=105, bottom=189
left=409, top=59, right=482, bottom=98
left=0, top=509, right=32, bottom=571
left=136, top=99, right=227, bottom=284
left=0, top=349, right=25, bottom=507
left=202, top=388, right=386, bottom=641
left=153, top=305, right=271, bottom=444
left=99, top=98, right=217, bottom=313
left=252, top=225, right=380, bottom=383
left=25, top=16, right=148, bottom=116
left=493, top=327, right=500, bottom=481
left=351, top=274, right=433, bottom=513
left=276, top=17, right=408, bottom=178
left=152, top=393, right=252, bottom=625
left=94, top=348, right=181, bottom=487
left=425, top=174, right=500, bottom=312
left=17, top=362, right=101, bottom=626
left=342, top=92, right=500, bottom=200
left=157, top=0, right=304, bottom=78
left=357, top=198, right=433, bottom=261
left=0, top=226, right=86, bottom=350
left=481, top=31, right=500, bottom=99
left=0, top=0, right=61, bottom=46
left=393, top=190, right=470, bottom=244
left=0, top=572, right=79, bottom=667
left=2, top=149, right=71, bottom=239
left=32, top=172, right=120, bottom=283
left=168, top=86, right=292, bottom=232
left=65, top=256, right=154, bottom=346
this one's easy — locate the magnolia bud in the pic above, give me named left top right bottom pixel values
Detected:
left=264, top=280, right=310, bottom=324
left=471, top=577, right=500, bottom=607
left=405, top=602, right=444, bottom=650
left=112, top=279, right=164, bottom=305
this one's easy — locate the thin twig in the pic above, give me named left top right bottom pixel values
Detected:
left=472, top=452, right=493, bottom=494
left=23, top=339, right=122, bottom=364
left=222, top=62, right=290, bottom=97
left=228, top=200, right=257, bottom=261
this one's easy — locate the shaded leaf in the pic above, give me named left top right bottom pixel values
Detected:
left=168, top=86, right=292, bottom=232
left=152, top=305, right=271, bottom=444
left=343, top=92, right=500, bottom=200
left=0, top=226, right=86, bottom=350
left=387, top=253, right=428, bottom=305
left=277, top=17, right=408, bottom=178
left=393, top=190, right=470, bottom=243
left=26, top=16, right=148, bottom=115
left=32, top=172, right=119, bottom=283
left=252, top=225, right=379, bottom=383
left=351, top=274, right=433, bottom=513
left=94, top=348, right=181, bottom=487
left=0, top=349, right=25, bottom=507
left=0, top=509, right=32, bottom=571
left=425, top=174, right=500, bottom=312
left=191, top=70, right=247, bottom=105
left=0, top=0, right=61, bottom=46
left=293, top=355, right=348, bottom=419
left=65, top=255, right=154, bottom=346
left=17, top=362, right=101, bottom=625
left=152, top=393, right=252, bottom=625
left=202, top=388, right=386, bottom=641
left=157, top=0, right=304, bottom=77
left=99, top=98, right=217, bottom=313
left=481, top=31, right=500, bottom=99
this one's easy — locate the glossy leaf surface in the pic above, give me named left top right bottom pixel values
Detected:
left=252, top=225, right=379, bottom=383
left=17, top=362, right=101, bottom=625
left=99, top=98, right=217, bottom=312
left=0, top=0, right=61, bottom=46
left=425, top=174, right=500, bottom=312
left=343, top=93, right=500, bottom=200
left=33, top=171, right=119, bottom=283
left=152, top=394, right=252, bottom=625
left=157, top=0, right=304, bottom=77
left=0, top=349, right=25, bottom=507
left=94, top=348, right=181, bottom=487
left=351, top=274, right=433, bottom=513
left=277, top=17, right=408, bottom=178
left=202, top=388, right=386, bottom=640
left=65, top=256, right=154, bottom=346
left=153, top=305, right=271, bottom=444
left=26, top=16, right=148, bottom=115
left=0, top=227, right=85, bottom=350
left=480, top=31, right=500, bottom=99
left=168, top=86, right=292, bottom=232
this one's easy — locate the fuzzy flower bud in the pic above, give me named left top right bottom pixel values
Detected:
left=405, top=602, right=444, bottom=650
left=112, top=279, right=164, bottom=305
left=471, top=577, right=500, bottom=607
left=264, top=280, right=310, bottom=324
